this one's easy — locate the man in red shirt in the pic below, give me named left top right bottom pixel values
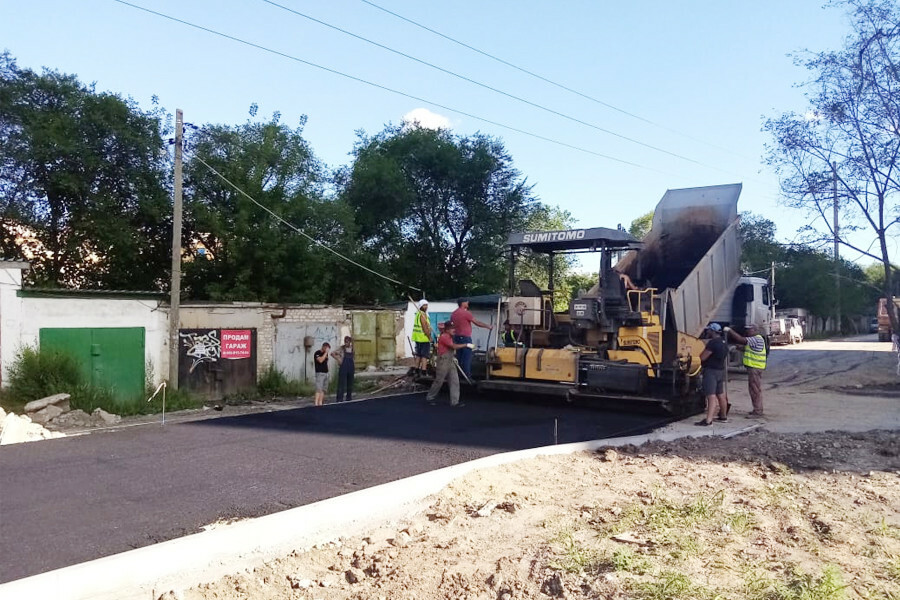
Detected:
left=450, top=298, right=493, bottom=378
left=426, top=321, right=472, bottom=407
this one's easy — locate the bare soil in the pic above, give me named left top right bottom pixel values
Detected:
left=183, top=430, right=900, bottom=600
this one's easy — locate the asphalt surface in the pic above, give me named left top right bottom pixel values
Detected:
left=0, top=392, right=671, bottom=583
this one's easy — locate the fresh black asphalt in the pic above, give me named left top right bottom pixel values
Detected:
left=0, top=392, right=671, bottom=583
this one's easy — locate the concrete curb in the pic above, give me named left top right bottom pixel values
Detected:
left=0, top=424, right=739, bottom=600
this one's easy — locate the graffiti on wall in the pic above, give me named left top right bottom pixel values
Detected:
left=180, top=330, right=220, bottom=373
left=180, top=329, right=254, bottom=373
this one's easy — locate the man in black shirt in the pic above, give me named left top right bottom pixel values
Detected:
left=696, top=323, right=729, bottom=426
left=313, top=342, right=331, bottom=407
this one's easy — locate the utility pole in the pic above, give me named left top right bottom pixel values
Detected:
left=833, top=161, right=840, bottom=334
left=168, top=109, right=184, bottom=389
left=770, top=261, right=776, bottom=323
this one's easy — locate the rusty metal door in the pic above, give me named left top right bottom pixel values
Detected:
left=375, top=312, right=396, bottom=366
left=352, top=313, right=376, bottom=369
left=178, top=328, right=257, bottom=400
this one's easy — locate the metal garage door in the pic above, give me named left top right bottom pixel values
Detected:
left=39, top=327, right=145, bottom=409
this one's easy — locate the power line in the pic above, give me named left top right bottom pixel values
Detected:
left=111, top=0, right=657, bottom=172
left=359, top=0, right=755, bottom=162
left=258, top=0, right=706, bottom=167
left=189, top=152, right=423, bottom=292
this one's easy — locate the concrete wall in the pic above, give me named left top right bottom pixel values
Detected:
left=16, top=295, right=169, bottom=386
left=181, top=304, right=351, bottom=381
left=0, top=266, right=26, bottom=388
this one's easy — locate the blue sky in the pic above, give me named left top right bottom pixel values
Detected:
left=2, top=0, right=882, bottom=269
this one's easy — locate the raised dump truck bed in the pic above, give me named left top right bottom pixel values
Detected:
left=617, top=183, right=742, bottom=337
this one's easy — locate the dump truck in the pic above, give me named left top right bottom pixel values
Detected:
left=473, top=183, right=771, bottom=413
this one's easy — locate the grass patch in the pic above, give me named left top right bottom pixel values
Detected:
left=634, top=571, right=706, bottom=600
left=726, top=510, right=755, bottom=534
left=257, top=366, right=314, bottom=398
left=743, top=565, right=847, bottom=600
left=610, top=547, right=650, bottom=574
left=549, top=530, right=598, bottom=574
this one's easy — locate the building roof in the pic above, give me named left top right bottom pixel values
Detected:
left=0, top=259, right=30, bottom=269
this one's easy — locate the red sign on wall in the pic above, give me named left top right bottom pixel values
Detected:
left=221, top=329, right=252, bottom=359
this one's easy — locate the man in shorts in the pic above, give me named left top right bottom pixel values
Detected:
left=696, top=323, right=729, bottom=426
left=313, top=342, right=330, bottom=406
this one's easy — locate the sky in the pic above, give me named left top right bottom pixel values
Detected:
left=1, top=0, right=885, bottom=270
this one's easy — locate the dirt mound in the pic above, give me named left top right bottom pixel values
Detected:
left=181, top=430, right=900, bottom=600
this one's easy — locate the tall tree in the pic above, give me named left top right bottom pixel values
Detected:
left=764, top=0, right=900, bottom=329
left=338, top=125, right=538, bottom=299
left=0, top=52, right=171, bottom=289
left=628, top=210, right=654, bottom=240
left=182, top=111, right=337, bottom=302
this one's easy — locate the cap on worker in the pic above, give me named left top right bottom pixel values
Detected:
left=457, top=297, right=468, bottom=306
left=747, top=323, right=759, bottom=330
left=706, top=323, right=722, bottom=332
left=444, top=320, right=456, bottom=330
left=417, top=298, right=428, bottom=309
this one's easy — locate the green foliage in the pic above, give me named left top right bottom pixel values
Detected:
left=549, top=530, right=598, bottom=573
left=744, top=565, right=847, bottom=600
left=611, top=547, right=650, bottom=574
left=257, top=365, right=314, bottom=397
left=7, top=346, right=83, bottom=403
left=629, top=210, right=654, bottom=240
left=635, top=571, right=697, bottom=600
left=183, top=110, right=338, bottom=303
left=0, top=52, right=171, bottom=289
left=764, top=0, right=900, bottom=314
left=739, top=211, right=876, bottom=321
left=338, top=124, right=539, bottom=299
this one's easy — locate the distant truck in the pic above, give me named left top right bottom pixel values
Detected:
left=770, top=317, right=803, bottom=345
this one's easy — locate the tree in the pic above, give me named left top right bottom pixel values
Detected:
left=739, top=212, right=782, bottom=273
left=182, top=111, right=338, bottom=302
left=764, top=0, right=900, bottom=330
left=0, top=52, right=171, bottom=289
left=628, top=210, right=654, bottom=240
left=338, top=125, right=538, bottom=299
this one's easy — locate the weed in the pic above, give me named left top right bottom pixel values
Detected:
left=6, top=345, right=83, bottom=405
left=886, top=556, right=900, bottom=582
left=743, top=565, right=847, bottom=600
left=257, top=366, right=314, bottom=398
left=611, top=547, right=650, bottom=574
left=726, top=510, right=755, bottom=534
left=873, top=518, right=900, bottom=540
left=549, top=530, right=598, bottom=573
left=634, top=571, right=705, bottom=600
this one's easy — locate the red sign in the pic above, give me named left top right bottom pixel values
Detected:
left=221, top=330, right=252, bottom=359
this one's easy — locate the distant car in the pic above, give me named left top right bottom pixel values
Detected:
left=870, top=317, right=879, bottom=334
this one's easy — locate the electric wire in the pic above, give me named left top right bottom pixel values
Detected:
left=257, top=0, right=706, bottom=166
left=111, top=0, right=657, bottom=172
left=359, top=0, right=755, bottom=161
left=190, top=152, right=423, bottom=292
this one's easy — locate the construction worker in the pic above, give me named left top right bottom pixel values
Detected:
left=724, top=323, right=767, bottom=417
left=696, top=323, right=729, bottom=426
left=502, top=320, right=521, bottom=346
left=411, top=299, right=433, bottom=376
left=450, top=298, right=493, bottom=378
left=426, top=321, right=472, bottom=407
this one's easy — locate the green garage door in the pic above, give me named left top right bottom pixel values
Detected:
left=39, top=327, right=145, bottom=409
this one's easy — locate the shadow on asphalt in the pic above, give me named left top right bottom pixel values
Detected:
left=186, top=392, right=676, bottom=451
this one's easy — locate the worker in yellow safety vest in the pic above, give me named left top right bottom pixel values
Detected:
left=411, top=299, right=433, bottom=376
left=724, top=323, right=767, bottom=417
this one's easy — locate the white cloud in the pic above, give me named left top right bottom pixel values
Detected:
left=401, top=108, right=451, bottom=131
